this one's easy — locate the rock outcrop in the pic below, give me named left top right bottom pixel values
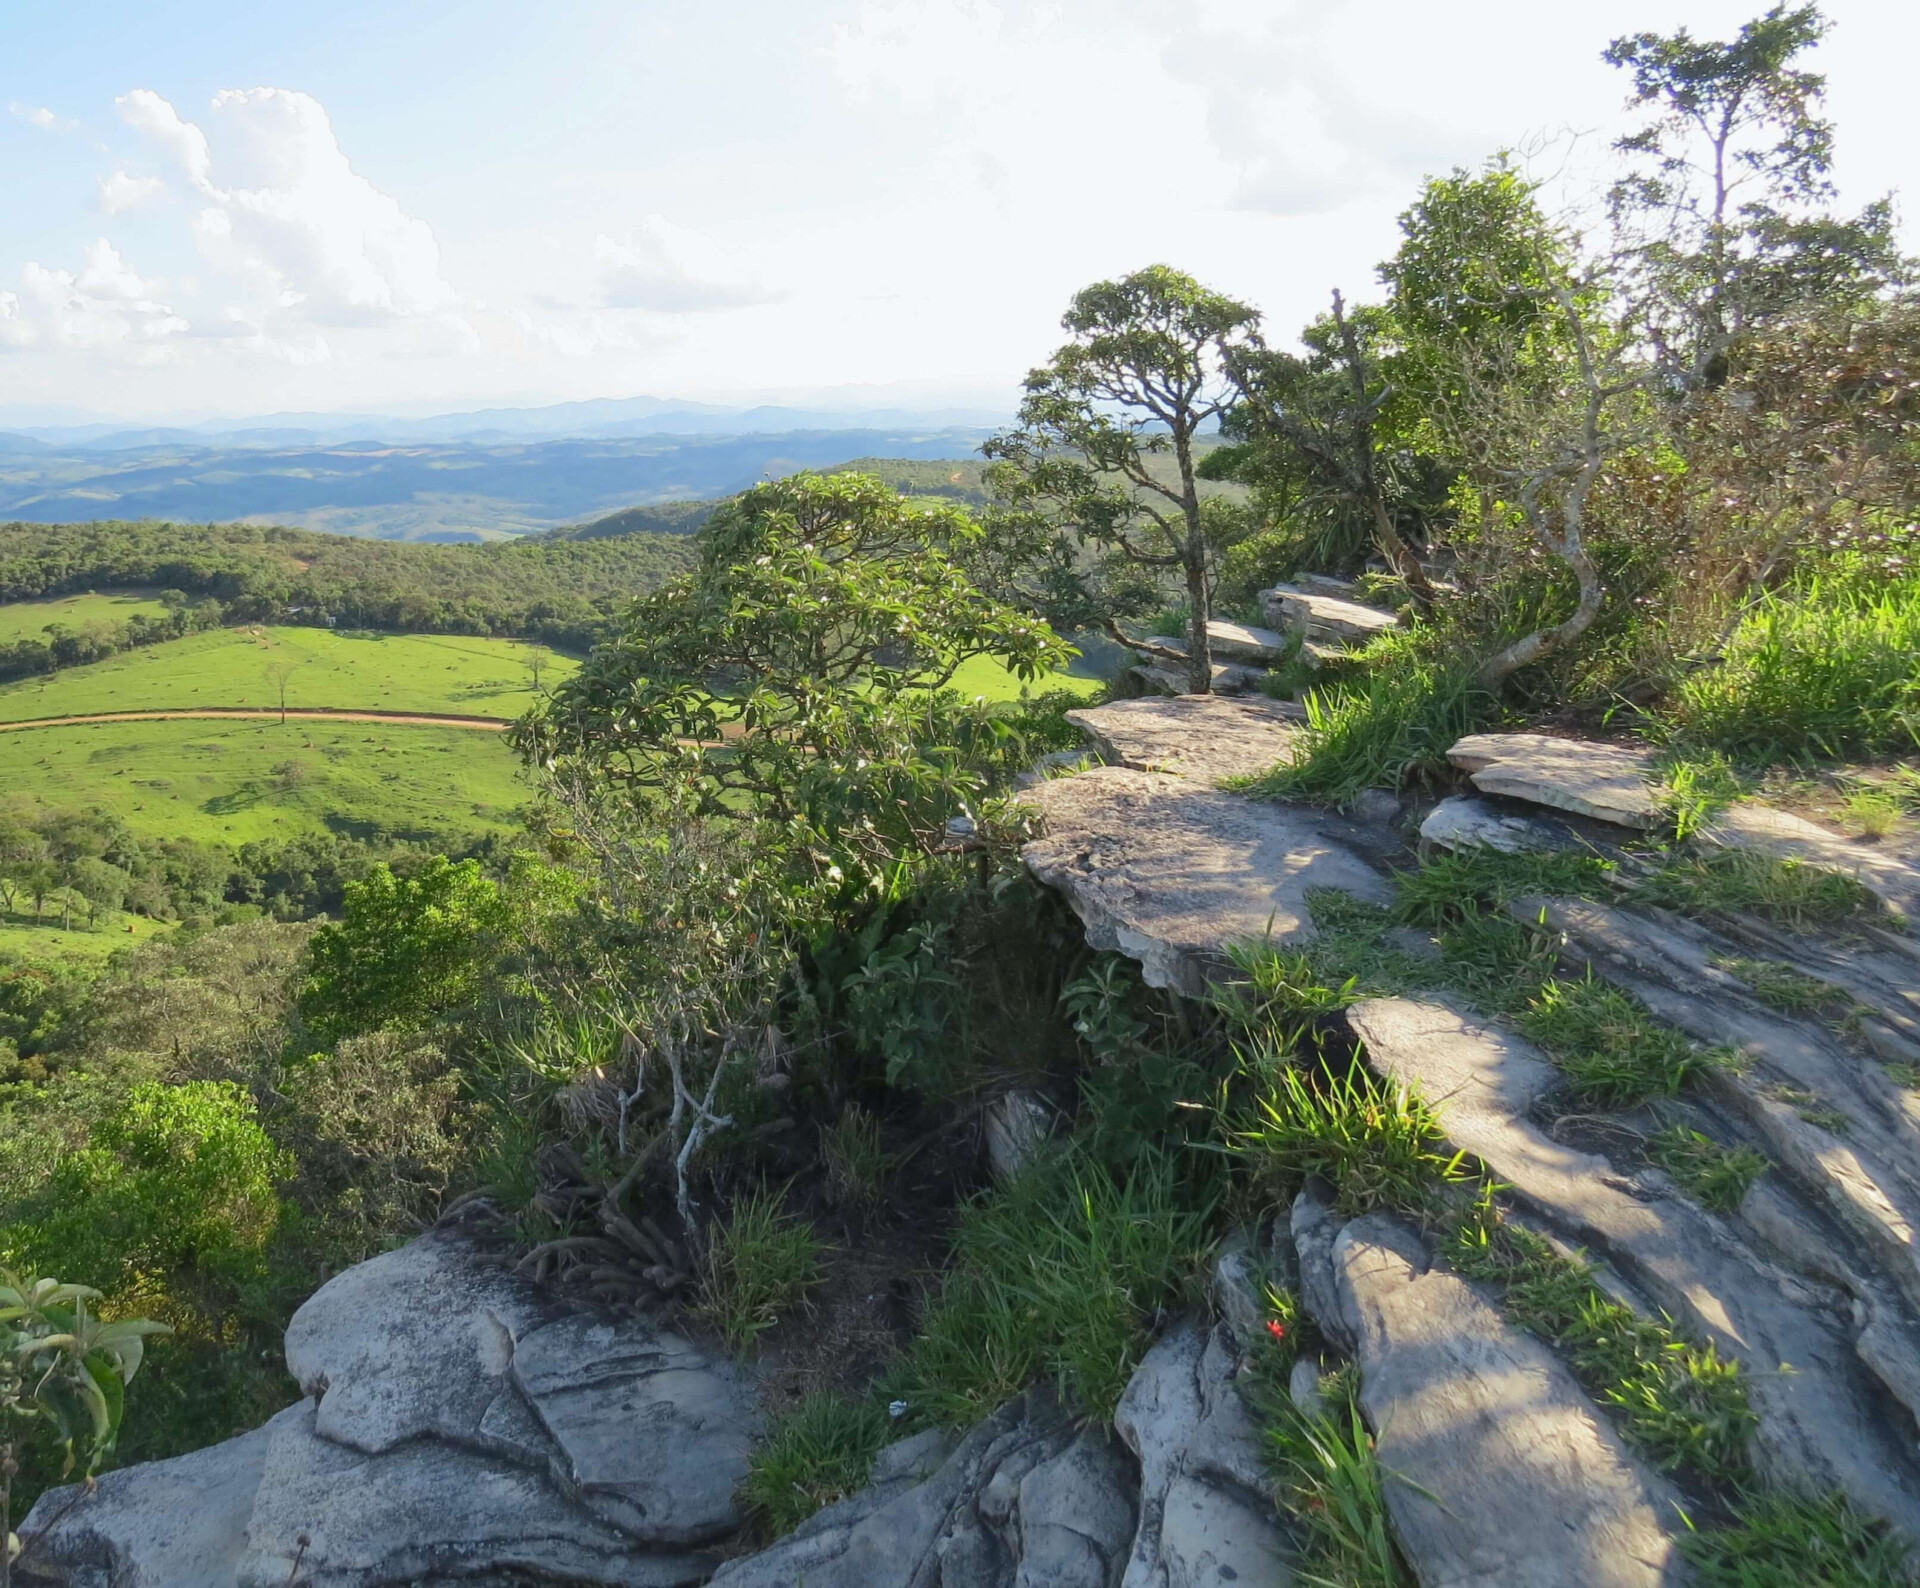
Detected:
left=1020, top=765, right=1394, bottom=993
left=1065, top=695, right=1300, bottom=784
left=1260, top=584, right=1400, bottom=644
left=24, top=1234, right=759, bottom=1588
left=1331, top=1213, right=1687, bottom=1588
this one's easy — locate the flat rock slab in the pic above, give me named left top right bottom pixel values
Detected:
left=1066, top=696, right=1300, bottom=785
left=1204, top=618, right=1293, bottom=665
left=1348, top=993, right=1920, bottom=1543
left=1128, top=661, right=1266, bottom=697
left=1334, top=1214, right=1686, bottom=1588
left=1702, top=801, right=1920, bottom=920
left=21, top=1401, right=305, bottom=1588
left=1449, top=733, right=1660, bottom=828
left=1419, top=794, right=1572, bottom=855
left=1260, top=584, right=1399, bottom=643
left=236, top=1399, right=712, bottom=1588
left=1020, top=766, right=1394, bottom=994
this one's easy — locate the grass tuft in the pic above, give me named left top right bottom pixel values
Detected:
left=1518, top=975, right=1712, bottom=1109
left=1635, top=849, right=1883, bottom=933
left=742, top=1392, right=892, bottom=1538
left=1240, top=631, right=1495, bottom=809
left=1447, top=1190, right=1755, bottom=1479
left=1232, top=1049, right=1471, bottom=1217
left=821, top=1104, right=888, bottom=1207
left=700, top=1187, right=827, bottom=1352
left=1647, top=1127, right=1769, bottom=1214
left=1392, top=848, right=1615, bottom=927
left=1681, top=1490, right=1911, bottom=1586
left=1256, top=1362, right=1412, bottom=1588
left=887, top=1150, right=1213, bottom=1427
left=1709, top=955, right=1853, bottom=1019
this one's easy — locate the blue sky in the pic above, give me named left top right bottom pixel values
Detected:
left=5, top=0, right=1916, bottom=422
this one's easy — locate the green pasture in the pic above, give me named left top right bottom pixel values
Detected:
left=0, top=910, right=169, bottom=968
left=0, top=624, right=578, bottom=722
left=0, top=718, right=536, bottom=845
left=942, top=652, right=1105, bottom=704
left=0, top=590, right=172, bottom=644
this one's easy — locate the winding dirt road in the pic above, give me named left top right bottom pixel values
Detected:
left=0, top=708, right=511, bottom=733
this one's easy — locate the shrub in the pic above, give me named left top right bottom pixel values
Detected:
left=743, top=1393, right=892, bottom=1537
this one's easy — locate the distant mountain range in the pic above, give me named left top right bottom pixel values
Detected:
left=0, top=424, right=996, bottom=542
left=0, top=393, right=1013, bottom=452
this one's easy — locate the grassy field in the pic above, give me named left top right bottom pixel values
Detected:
left=0, top=910, right=170, bottom=966
left=944, top=653, right=1105, bottom=703
left=0, top=625, right=577, bottom=723
left=0, top=590, right=172, bottom=644
left=0, top=717, right=536, bottom=845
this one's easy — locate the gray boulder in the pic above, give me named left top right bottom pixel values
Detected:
left=1020, top=767, right=1394, bottom=994
left=17, top=1402, right=303, bottom=1588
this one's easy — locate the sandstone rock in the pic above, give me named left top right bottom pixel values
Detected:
left=1066, top=695, right=1300, bottom=785
left=1348, top=992, right=1920, bottom=1543
left=1700, top=801, right=1920, bottom=920
left=1290, top=1179, right=1356, bottom=1354
left=510, top=1314, right=758, bottom=1544
left=1012, top=1427, right=1137, bottom=1587
left=1020, top=767, right=1394, bottom=994
left=1260, top=584, right=1399, bottom=643
left=19, top=1402, right=303, bottom=1588
left=1113, top=1319, right=1292, bottom=1588
left=1448, top=733, right=1660, bottom=828
left=1294, top=572, right=1359, bottom=599
left=984, top=1089, right=1056, bottom=1183
left=1334, top=1214, right=1686, bottom=1588
left=709, top=1395, right=1083, bottom=1588
left=236, top=1398, right=713, bottom=1588
left=1419, top=794, right=1570, bottom=854
left=1127, top=661, right=1266, bottom=697
left=284, top=1231, right=555, bottom=1455
left=1203, top=618, right=1293, bottom=665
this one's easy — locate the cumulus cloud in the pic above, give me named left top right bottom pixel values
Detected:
left=98, top=170, right=165, bottom=214
left=8, top=103, right=57, bottom=130
left=0, top=240, right=187, bottom=355
left=116, top=86, right=463, bottom=333
left=590, top=217, right=783, bottom=312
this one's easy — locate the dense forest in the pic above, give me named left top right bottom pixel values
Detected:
left=6, top=9, right=1920, bottom=1585
left=0, top=519, right=696, bottom=680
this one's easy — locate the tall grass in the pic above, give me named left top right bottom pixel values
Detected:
left=887, top=1150, right=1213, bottom=1425
left=1668, top=571, right=1920, bottom=761
left=1241, top=631, right=1496, bottom=809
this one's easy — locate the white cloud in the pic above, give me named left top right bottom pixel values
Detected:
left=591, top=217, right=783, bottom=312
left=98, top=170, right=165, bottom=215
left=9, top=103, right=57, bottom=130
left=0, top=240, right=187, bottom=355
left=117, top=86, right=464, bottom=336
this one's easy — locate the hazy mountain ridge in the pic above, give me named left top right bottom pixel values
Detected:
left=0, top=428, right=996, bottom=541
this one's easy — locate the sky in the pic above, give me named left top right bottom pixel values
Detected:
left=4, top=0, right=1917, bottom=424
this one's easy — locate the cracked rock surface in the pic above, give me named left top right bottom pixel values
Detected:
left=1065, top=695, right=1300, bottom=785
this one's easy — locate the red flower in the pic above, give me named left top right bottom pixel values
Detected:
left=1266, top=1319, right=1288, bottom=1341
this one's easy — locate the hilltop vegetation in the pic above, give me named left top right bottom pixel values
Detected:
left=6, top=12, right=1920, bottom=1585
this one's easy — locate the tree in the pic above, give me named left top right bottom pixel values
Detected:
left=65, top=860, right=126, bottom=929
left=297, top=857, right=510, bottom=1042
left=984, top=266, right=1261, bottom=694
left=1605, top=4, right=1905, bottom=389
left=261, top=656, right=301, bottom=725
left=520, top=472, right=1067, bottom=885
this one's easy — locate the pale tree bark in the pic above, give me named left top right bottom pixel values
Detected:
left=1474, top=288, right=1632, bottom=686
